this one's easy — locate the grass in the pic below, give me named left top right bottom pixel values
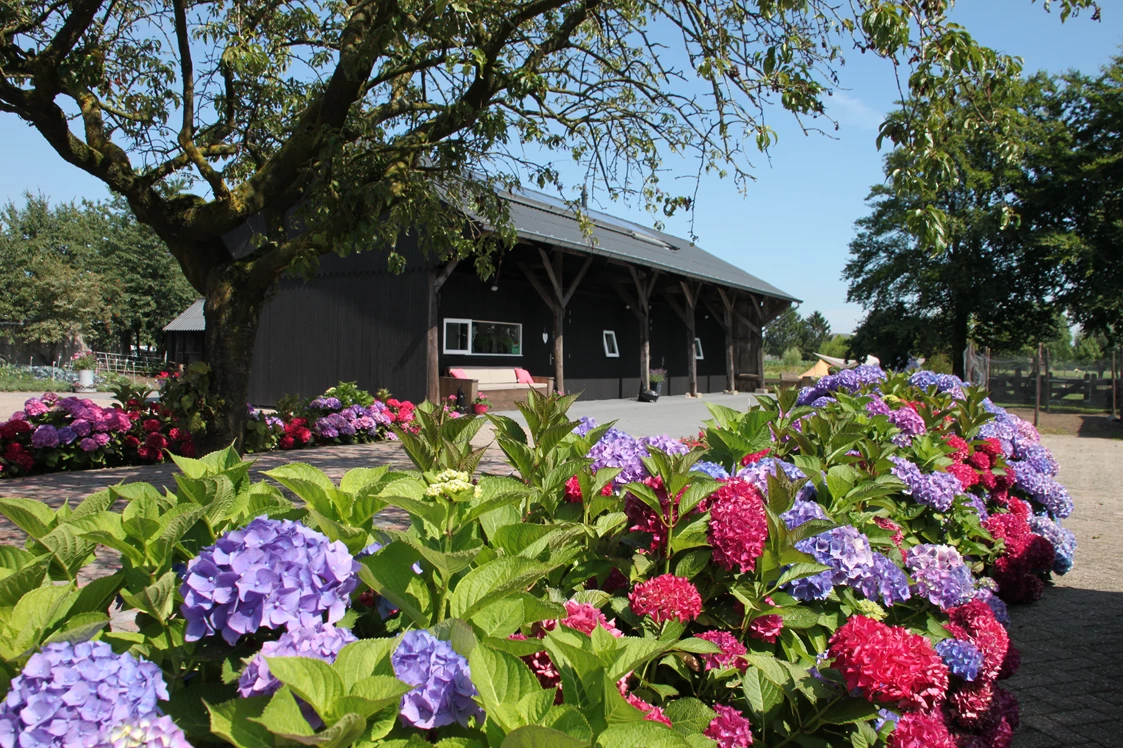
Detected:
left=763, top=359, right=815, bottom=377
left=0, top=373, right=74, bottom=392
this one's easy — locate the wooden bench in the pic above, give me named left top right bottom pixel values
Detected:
left=439, top=366, right=554, bottom=411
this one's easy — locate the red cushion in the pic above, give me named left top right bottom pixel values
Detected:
left=515, top=368, right=534, bottom=384
left=449, top=368, right=469, bottom=379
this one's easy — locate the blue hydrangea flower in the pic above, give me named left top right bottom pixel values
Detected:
left=809, top=396, right=836, bottom=408
left=0, top=641, right=169, bottom=748
left=692, top=461, right=730, bottom=480
left=585, top=429, right=687, bottom=486
left=392, top=631, right=484, bottom=730
left=109, top=715, right=191, bottom=748
left=1013, top=443, right=1058, bottom=476
left=1009, top=462, right=1073, bottom=518
left=905, top=544, right=976, bottom=610
left=574, top=416, right=598, bottom=436
left=739, top=458, right=817, bottom=502
left=972, top=586, right=1010, bottom=625
left=781, top=500, right=828, bottom=529
left=908, top=371, right=940, bottom=391
left=641, top=434, right=691, bottom=456
left=889, top=457, right=959, bottom=512
left=1029, top=515, right=1077, bottom=575
left=935, top=639, right=984, bottom=682
left=785, top=526, right=910, bottom=606
left=180, top=517, right=360, bottom=645
left=238, top=622, right=357, bottom=699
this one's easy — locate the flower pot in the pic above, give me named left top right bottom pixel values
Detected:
left=473, top=404, right=489, bottom=415
left=76, top=369, right=95, bottom=392
left=652, top=380, right=663, bottom=395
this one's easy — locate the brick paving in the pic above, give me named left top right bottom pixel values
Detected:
left=0, top=425, right=1118, bottom=745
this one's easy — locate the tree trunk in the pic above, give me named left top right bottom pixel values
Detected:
left=951, top=307, right=970, bottom=379
left=201, top=265, right=272, bottom=453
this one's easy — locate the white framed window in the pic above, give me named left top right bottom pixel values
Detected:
left=443, top=319, right=471, bottom=354
left=603, top=330, right=619, bottom=357
left=443, top=318, right=523, bottom=356
left=694, top=337, right=704, bottom=360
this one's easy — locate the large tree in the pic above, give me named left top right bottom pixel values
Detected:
left=844, top=77, right=1068, bottom=376
left=0, top=0, right=1099, bottom=446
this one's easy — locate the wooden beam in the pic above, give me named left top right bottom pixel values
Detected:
left=703, top=297, right=728, bottom=330
left=518, top=262, right=560, bottom=313
left=562, top=255, right=593, bottom=307
left=426, top=258, right=461, bottom=404
left=663, top=290, right=690, bottom=326
left=614, top=283, right=644, bottom=321
left=538, top=247, right=564, bottom=302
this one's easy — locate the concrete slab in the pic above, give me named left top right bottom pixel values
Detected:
left=494, top=392, right=760, bottom=438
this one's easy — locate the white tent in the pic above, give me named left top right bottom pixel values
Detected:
left=813, top=353, right=880, bottom=369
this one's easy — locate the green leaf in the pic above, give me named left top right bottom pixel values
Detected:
left=207, top=697, right=276, bottom=748
left=502, top=726, right=587, bottom=748
left=265, top=656, right=345, bottom=724
left=820, top=698, right=882, bottom=725
left=449, top=557, right=551, bottom=621
left=776, top=562, right=831, bottom=587
left=335, top=638, right=397, bottom=688
left=597, top=721, right=691, bottom=747
left=673, top=549, right=712, bottom=580
left=663, top=697, right=716, bottom=735
left=468, top=644, right=544, bottom=733
left=41, top=611, right=108, bottom=645
left=119, top=570, right=177, bottom=622
left=357, top=544, right=432, bottom=627
left=0, top=558, right=49, bottom=607
left=255, top=686, right=314, bottom=737
left=742, top=667, right=784, bottom=719
left=68, top=571, right=124, bottom=616
left=0, top=498, right=55, bottom=539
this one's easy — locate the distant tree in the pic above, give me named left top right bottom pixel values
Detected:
left=805, top=311, right=831, bottom=353
left=0, top=195, right=105, bottom=360
left=848, top=304, right=942, bottom=371
left=819, top=334, right=850, bottom=359
left=764, top=309, right=808, bottom=358
left=844, top=78, right=1066, bottom=376
left=1073, top=330, right=1107, bottom=362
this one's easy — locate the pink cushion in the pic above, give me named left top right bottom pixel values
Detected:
left=515, top=368, right=534, bottom=384
left=449, top=368, right=469, bottom=379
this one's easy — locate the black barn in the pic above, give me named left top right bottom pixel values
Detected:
left=165, top=187, right=797, bottom=406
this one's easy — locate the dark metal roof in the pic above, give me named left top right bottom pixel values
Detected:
left=163, top=299, right=205, bottom=331
left=497, top=187, right=799, bottom=303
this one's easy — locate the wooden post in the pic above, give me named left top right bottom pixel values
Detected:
left=625, top=268, right=659, bottom=392
left=425, top=259, right=460, bottom=403
left=718, top=289, right=736, bottom=393
left=669, top=281, right=700, bottom=397
left=1112, top=346, right=1118, bottom=419
left=985, top=346, right=991, bottom=391
left=520, top=249, right=592, bottom=396
left=1034, top=342, right=1042, bottom=428
left=1044, top=347, right=1051, bottom=414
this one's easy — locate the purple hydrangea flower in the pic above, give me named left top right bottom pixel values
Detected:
left=887, top=407, right=926, bottom=444
left=108, top=715, right=191, bottom=748
left=71, top=418, right=92, bottom=437
left=905, top=544, right=976, bottom=610
left=908, top=371, right=940, bottom=391
left=392, top=630, right=484, bottom=729
left=180, top=517, right=360, bottom=645
left=739, top=457, right=817, bottom=503
left=786, top=526, right=911, bottom=606
left=23, top=398, right=49, bottom=417
left=0, top=641, right=168, bottom=748
left=935, top=639, right=983, bottom=682
left=574, top=416, right=598, bottom=437
left=692, top=461, right=730, bottom=480
left=1013, top=443, right=1057, bottom=476
left=781, top=500, right=828, bottom=529
left=889, top=457, right=959, bottom=513
left=641, top=434, right=690, bottom=456
left=56, top=427, right=77, bottom=445
left=79, top=437, right=99, bottom=453
left=309, top=397, right=342, bottom=411
left=30, top=425, right=60, bottom=449
left=1029, top=515, right=1076, bottom=575
left=865, top=396, right=892, bottom=416
left=809, top=396, right=836, bottom=408
left=1009, top=462, right=1073, bottom=518
left=367, top=402, right=392, bottom=426
left=92, top=432, right=110, bottom=448
left=972, top=586, right=1010, bottom=625
left=238, top=622, right=357, bottom=700
left=587, top=428, right=649, bottom=485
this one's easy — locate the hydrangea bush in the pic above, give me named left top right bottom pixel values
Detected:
left=0, top=371, right=417, bottom=476
left=0, top=371, right=1075, bottom=747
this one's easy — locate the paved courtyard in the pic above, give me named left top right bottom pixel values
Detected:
left=0, top=394, right=1118, bottom=745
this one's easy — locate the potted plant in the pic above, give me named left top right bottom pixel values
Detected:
left=649, top=368, right=666, bottom=395
left=71, top=351, right=97, bottom=392
left=472, top=393, right=490, bottom=415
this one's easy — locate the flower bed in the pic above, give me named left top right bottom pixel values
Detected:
left=0, top=369, right=1075, bottom=747
left=0, top=369, right=417, bottom=477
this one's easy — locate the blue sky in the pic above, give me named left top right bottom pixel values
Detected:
left=1, top=1, right=1119, bottom=334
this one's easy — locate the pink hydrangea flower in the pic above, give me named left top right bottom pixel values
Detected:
left=560, top=601, right=622, bottom=637
left=705, top=479, right=768, bottom=573
left=748, top=615, right=783, bottom=643
left=629, top=574, right=702, bottom=624
left=704, top=704, right=754, bottom=747
left=696, top=630, right=747, bottom=671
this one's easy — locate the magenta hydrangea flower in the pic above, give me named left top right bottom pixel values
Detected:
left=706, top=479, right=768, bottom=573
left=180, top=517, right=359, bottom=645
left=23, top=397, right=49, bottom=417
left=560, top=601, right=622, bottom=637
left=696, top=630, right=747, bottom=671
left=0, top=641, right=169, bottom=748
left=391, top=630, right=483, bottom=729
left=704, top=704, right=754, bottom=747
left=629, top=574, right=702, bottom=624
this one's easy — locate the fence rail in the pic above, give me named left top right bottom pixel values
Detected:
left=91, top=352, right=166, bottom=376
